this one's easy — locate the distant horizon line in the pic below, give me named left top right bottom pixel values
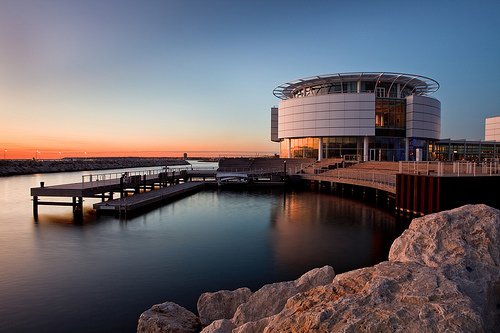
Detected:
left=1, top=150, right=278, bottom=160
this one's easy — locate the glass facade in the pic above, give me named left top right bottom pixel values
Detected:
left=280, top=138, right=319, bottom=159
left=281, top=137, right=408, bottom=161
left=279, top=137, right=456, bottom=162
left=408, top=138, right=431, bottom=161
left=372, top=137, right=406, bottom=162
left=432, top=140, right=500, bottom=161
left=322, top=137, right=363, bottom=159
left=375, top=98, right=406, bottom=131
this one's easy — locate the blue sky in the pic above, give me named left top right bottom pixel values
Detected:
left=1, top=0, right=499, bottom=157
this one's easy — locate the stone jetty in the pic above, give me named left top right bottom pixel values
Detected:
left=137, top=204, right=500, bottom=333
left=0, top=157, right=188, bottom=177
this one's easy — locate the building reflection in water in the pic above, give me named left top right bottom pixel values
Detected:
left=269, top=190, right=406, bottom=279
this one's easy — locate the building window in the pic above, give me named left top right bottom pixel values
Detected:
left=342, top=82, right=357, bottom=93
left=376, top=87, right=385, bottom=98
left=322, top=137, right=363, bottom=159
left=375, top=98, right=406, bottom=130
left=280, top=138, right=319, bottom=159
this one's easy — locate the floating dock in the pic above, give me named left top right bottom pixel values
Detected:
left=30, top=167, right=217, bottom=220
left=93, top=182, right=206, bottom=215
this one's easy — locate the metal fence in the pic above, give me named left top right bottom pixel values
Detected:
left=398, top=160, right=500, bottom=176
left=304, top=169, right=396, bottom=191
left=81, top=166, right=217, bottom=187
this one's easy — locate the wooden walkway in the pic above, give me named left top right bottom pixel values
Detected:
left=30, top=168, right=217, bottom=219
left=299, top=171, right=397, bottom=194
left=93, top=182, right=206, bottom=214
left=31, top=178, right=122, bottom=197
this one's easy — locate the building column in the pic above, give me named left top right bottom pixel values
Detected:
left=287, top=139, right=291, bottom=158
left=357, top=80, right=361, bottom=93
left=478, top=141, right=482, bottom=162
left=318, top=137, right=323, bottom=161
left=405, top=138, right=409, bottom=161
left=363, top=136, right=369, bottom=162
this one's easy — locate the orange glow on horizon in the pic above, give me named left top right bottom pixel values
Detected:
left=1, top=148, right=278, bottom=160
left=1, top=137, right=278, bottom=160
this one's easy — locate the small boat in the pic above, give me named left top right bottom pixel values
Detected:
left=216, top=172, right=249, bottom=187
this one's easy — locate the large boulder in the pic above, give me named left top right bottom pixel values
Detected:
left=257, top=262, right=483, bottom=332
left=231, top=265, right=335, bottom=326
left=200, top=319, right=236, bottom=333
left=197, top=287, right=252, bottom=326
left=137, top=301, right=201, bottom=333
left=389, top=204, right=500, bottom=330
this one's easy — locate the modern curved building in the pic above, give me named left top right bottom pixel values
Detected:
left=271, top=72, right=441, bottom=161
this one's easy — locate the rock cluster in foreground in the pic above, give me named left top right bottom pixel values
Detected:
left=137, top=204, right=500, bottom=332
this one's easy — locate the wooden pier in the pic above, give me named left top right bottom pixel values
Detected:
left=30, top=168, right=217, bottom=220
left=93, top=182, right=206, bottom=215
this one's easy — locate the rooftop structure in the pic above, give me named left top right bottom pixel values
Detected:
left=273, top=72, right=440, bottom=100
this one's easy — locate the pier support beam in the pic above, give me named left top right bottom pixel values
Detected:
left=72, top=197, right=83, bottom=219
left=33, top=196, right=38, bottom=220
left=120, top=177, right=124, bottom=198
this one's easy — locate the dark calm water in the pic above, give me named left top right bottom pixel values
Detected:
left=0, top=161, right=405, bottom=333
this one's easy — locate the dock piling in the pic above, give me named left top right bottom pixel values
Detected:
left=33, top=196, right=38, bottom=220
left=72, top=197, right=83, bottom=219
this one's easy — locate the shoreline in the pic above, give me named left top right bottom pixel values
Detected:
left=0, top=157, right=190, bottom=177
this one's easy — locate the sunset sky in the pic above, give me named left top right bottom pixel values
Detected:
left=1, top=0, right=500, bottom=159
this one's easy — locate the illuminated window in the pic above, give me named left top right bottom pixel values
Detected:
left=375, top=98, right=405, bottom=130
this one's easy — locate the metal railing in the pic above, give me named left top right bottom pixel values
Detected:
left=331, top=170, right=396, bottom=187
left=304, top=169, right=396, bottom=190
left=399, top=161, right=443, bottom=176
left=293, top=161, right=344, bottom=175
left=398, top=161, right=500, bottom=176
left=216, top=167, right=287, bottom=175
left=81, top=166, right=218, bottom=187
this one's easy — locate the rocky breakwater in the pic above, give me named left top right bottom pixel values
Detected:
left=137, top=204, right=500, bottom=332
left=0, top=158, right=188, bottom=176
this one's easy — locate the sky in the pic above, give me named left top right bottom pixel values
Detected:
left=1, top=0, right=500, bottom=159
